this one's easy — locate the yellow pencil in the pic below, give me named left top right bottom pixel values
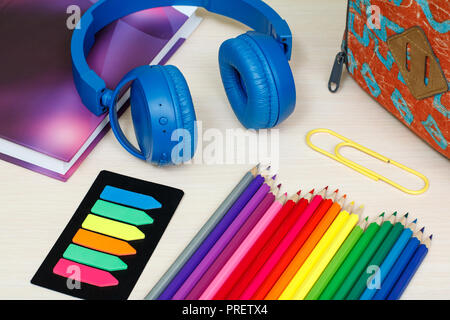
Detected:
left=292, top=206, right=363, bottom=299
left=279, top=201, right=354, bottom=300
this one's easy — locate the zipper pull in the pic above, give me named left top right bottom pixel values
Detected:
left=328, top=51, right=347, bottom=93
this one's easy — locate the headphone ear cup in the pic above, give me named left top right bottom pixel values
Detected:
left=160, top=65, right=197, bottom=162
left=219, top=32, right=296, bottom=129
left=128, top=65, right=196, bottom=165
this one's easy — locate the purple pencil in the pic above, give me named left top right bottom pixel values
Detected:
left=157, top=173, right=266, bottom=300
left=185, top=184, right=281, bottom=299
left=172, top=176, right=276, bottom=300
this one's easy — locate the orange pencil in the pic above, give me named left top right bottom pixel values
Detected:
left=251, top=188, right=337, bottom=300
left=264, top=192, right=347, bottom=300
left=226, top=189, right=311, bottom=299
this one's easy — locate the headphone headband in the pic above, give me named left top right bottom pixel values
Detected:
left=71, top=0, right=292, bottom=115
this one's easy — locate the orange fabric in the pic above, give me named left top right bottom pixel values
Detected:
left=264, top=201, right=342, bottom=300
left=72, top=228, right=136, bottom=256
left=346, top=0, right=449, bottom=158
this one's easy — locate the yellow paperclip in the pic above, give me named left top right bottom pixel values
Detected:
left=305, top=128, right=429, bottom=195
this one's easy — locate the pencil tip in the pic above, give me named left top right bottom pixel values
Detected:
left=420, top=227, right=425, bottom=232
left=277, top=183, right=282, bottom=189
left=429, top=234, right=433, bottom=240
left=296, top=189, right=302, bottom=195
left=343, top=194, right=347, bottom=198
left=324, top=186, right=328, bottom=190
left=271, top=174, right=277, bottom=180
left=284, top=192, right=288, bottom=196
left=350, top=201, right=355, bottom=205
left=404, top=212, right=409, bottom=218
left=333, top=188, right=339, bottom=193
left=393, top=211, right=398, bottom=216
left=364, top=216, right=369, bottom=221
left=413, top=218, right=417, bottom=223
left=309, top=189, right=315, bottom=194
left=379, top=212, right=385, bottom=217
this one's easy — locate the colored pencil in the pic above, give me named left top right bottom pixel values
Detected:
left=293, top=206, right=363, bottom=299
left=346, top=212, right=407, bottom=300
left=199, top=192, right=287, bottom=300
left=239, top=187, right=327, bottom=300
left=332, top=212, right=396, bottom=300
left=172, top=175, right=275, bottom=299
left=212, top=191, right=299, bottom=300
left=279, top=202, right=354, bottom=300
left=373, top=228, right=423, bottom=300
left=157, top=168, right=265, bottom=300
left=265, top=191, right=345, bottom=300
left=387, top=233, right=431, bottom=300
left=185, top=183, right=280, bottom=299
left=147, top=165, right=260, bottom=299
left=225, top=190, right=311, bottom=300
left=306, top=215, right=368, bottom=300
left=360, top=218, right=416, bottom=300
left=319, top=213, right=383, bottom=300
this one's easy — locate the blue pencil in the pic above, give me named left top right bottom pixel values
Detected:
left=360, top=218, right=416, bottom=300
left=387, top=234, right=432, bottom=300
left=373, top=227, right=422, bottom=300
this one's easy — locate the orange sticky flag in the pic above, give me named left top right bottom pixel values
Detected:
left=73, top=229, right=136, bottom=256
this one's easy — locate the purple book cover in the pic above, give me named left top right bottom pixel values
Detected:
left=0, top=0, right=197, bottom=181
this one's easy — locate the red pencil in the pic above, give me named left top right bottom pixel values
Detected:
left=251, top=188, right=339, bottom=299
left=224, top=189, right=314, bottom=300
left=209, top=190, right=300, bottom=300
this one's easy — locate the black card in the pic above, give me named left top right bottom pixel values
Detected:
left=31, top=170, right=184, bottom=300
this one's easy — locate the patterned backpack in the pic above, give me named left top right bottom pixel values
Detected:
left=329, top=0, right=449, bottom=158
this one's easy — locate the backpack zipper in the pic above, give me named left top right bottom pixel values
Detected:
left=328, top=1, right=351, bottom=93
left=328, top=50, right=347, bottom=92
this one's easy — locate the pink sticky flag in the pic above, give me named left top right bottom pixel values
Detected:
left=53, top=258, right=119, bottom=287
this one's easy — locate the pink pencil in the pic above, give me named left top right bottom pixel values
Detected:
left=199, top=193, right=288, bottom=300
left=185, top=184, right=280, bottom=299
left=238, top=188, right=326, bottom=299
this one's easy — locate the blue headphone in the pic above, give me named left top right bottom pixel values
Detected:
left=72, top=0, right=295, bottom=165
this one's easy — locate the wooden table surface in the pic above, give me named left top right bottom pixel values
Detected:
left=0, top=0, right=448, bottom=300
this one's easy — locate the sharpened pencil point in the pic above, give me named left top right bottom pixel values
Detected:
left=277, top=183, right=282, bottom=189
left=393, top=211, right=398, bottom=216
left=343, top=194, right=347, bottom=198
left=364, top=216, right=369, bottom=221
left=420, top=227, right=425, bottom=232
left=379, top=212, right=385, bottom=217
left=271, top=174, right=277, bottom=180
left=324, top=186, right=329, bottom=190
left=284, top=192, right=288, bottom=196
left=429, top=234, right=433, bottom=240
left=309, top=189, right=315, bottom=194
left=404, top=212, right=409, bottom=218
left=296, top=189, right=302, bottom=195
left=333, top=189, right=339, bottom=193
left=350, top=201, right=355, bottom=205
left=413, top=218, right=417, bottom=223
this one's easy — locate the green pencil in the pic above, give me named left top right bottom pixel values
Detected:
left=346, top=213, right=408, bottom=300
left=305, top=217, right=368, bottom=300
left=319, top=213, right=383, bottom=300
left=332, top=212, right=397, bottom=300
